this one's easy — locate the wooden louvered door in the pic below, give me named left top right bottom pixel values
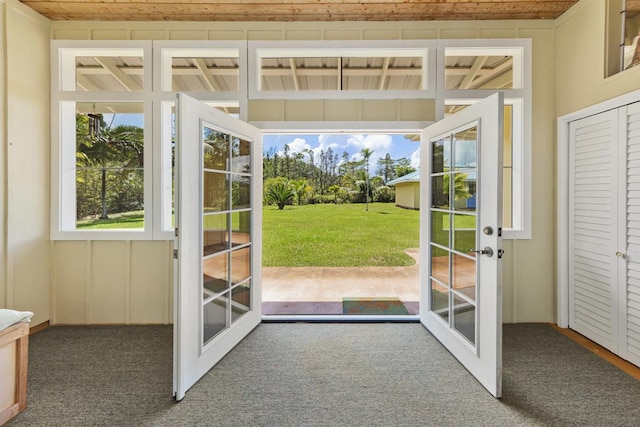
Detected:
left=568, top=101, right=640, bottom=365
left=622, top=102, right=640, bottom=366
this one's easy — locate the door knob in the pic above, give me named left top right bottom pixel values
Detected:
left=470, top=247, right=494, bottom=257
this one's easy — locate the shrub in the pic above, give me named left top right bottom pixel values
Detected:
left=373, top=186, right=395, bottom=203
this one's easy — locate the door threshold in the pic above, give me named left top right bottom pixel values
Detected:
left=261, top=314, right=420, bottom=323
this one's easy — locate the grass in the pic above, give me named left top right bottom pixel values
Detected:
left=77, top=211, right=144, bottom=229
left=263, top=202, right=419, bottom=267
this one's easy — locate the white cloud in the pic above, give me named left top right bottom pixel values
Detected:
left=410, top=147, right=421, bottom=168
left=286, top=138, right=311, bottom=155
left=346, top=134, right=393, bottom=173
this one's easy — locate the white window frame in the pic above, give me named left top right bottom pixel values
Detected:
left=51, top=38, right=531, bottom=241
left=51, top=40, right=154, bottom=240
left=248, top=40, right=436, bottom=100
left=436, top=39, right=532, bottom=239
left=153, top=41, right=247, bottom=240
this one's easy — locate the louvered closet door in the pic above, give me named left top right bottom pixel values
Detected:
left=569, top=109, right=620, bottom=352
left=622, top=102, right=640, bottom=365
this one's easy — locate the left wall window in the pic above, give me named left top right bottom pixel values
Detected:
left=52, top=43, right=153, bottom=239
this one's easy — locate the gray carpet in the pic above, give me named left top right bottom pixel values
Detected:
left=7, top=323, right=640, bottom=426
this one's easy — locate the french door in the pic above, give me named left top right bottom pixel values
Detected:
left=419, top=93, right=504, bottom=397
left=174, top=94, right=262, bottom=400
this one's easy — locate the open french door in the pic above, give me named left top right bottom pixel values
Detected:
left=174, top=94, right=262, bottom=400
left=420, top=93, right=504, bottom=397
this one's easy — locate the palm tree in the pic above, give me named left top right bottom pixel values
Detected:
left=360, top=148, right=374, bottom=211
left=266, top=182, right=295, bottom=210
left=77, top=114, right=143, bottom=219
left=444, top=172, right=472, bottom=200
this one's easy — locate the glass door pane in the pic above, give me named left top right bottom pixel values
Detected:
left=428, top=125, right=478, bottom=346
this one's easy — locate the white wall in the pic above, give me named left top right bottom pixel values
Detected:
left=45, top=19, right=557, bottom=324
left=0, top=0, right=51, bottom=326
left=555, top=0, right=640, bottom=116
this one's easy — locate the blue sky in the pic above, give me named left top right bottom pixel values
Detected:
left=103, top=113, right=424, bottom=171
left=262, top=133, right=421, bottom=172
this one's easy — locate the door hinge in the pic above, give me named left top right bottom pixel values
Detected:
left=498, top=227, right=502, bottom=237
left=175, top=227, right=179, bottom=237
left=173, top=249, right=178, bottom=259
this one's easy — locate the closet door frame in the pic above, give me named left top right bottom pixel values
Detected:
left=558, top=89, right=640, bottom=329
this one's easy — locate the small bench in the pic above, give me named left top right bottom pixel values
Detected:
left=0, top=320, right=29, bottom=425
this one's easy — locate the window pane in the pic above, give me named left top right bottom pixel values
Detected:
left=452, top=254, right=476, bottom=302
left=430, top=245, right=449, bottom=285
left=232, top=137, right=251, bottom=174
left=204, top=213, right=229, bottom=256
left=203, top=172, right=229, bottom=213
left=445, top=53, right=515, bottom=90
left=232, top=175, right=250, bottom=210
left=231, top=247, right=251, bottom=285
left=431, top=211, right=449, bottom=248
left=75, top=55, right=144, bottom=92
left=452, top=214, right=476, bottom=255
left=231, top=211, right=251, bottom=247
left=446, top=103, right=514, bottom=228
left=203, top=128, right=230, bottom=171
left=453, top=293, right=475, bottom=345
left=171, top=57, right=239, bottom=92
left=232, top=282, right=251, bottom=322
left=75, top=103, right=144, bottom=230
left=431, top=280, right=449, bottom=322
left=203, top=296, right=228, bottom=345
left=203, top=253, right=229, bottom=294
left=431, top=175, right=449, bottom=209
left=260, top=55, right=424, bottom=91
left=431, top=137, right=448, bottom=173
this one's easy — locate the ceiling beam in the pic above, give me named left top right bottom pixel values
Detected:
left=468, top=58, right=513, bottom=89
left=288, top=58, right=300, bottom=91
left=378, top=57, right=390, bottom=91
left=457, top=56, right=488, bottom=90
left=94, top=57, right=140, bottom=91
left=194, top=58, right=223, bottom=91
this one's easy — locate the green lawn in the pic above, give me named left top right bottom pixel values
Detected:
left=263, top=203, right=419, bottom=267
left=77, top=211, right=144, bottom=229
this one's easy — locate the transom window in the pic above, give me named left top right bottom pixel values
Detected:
left=51, top=39, right=531, bottom=240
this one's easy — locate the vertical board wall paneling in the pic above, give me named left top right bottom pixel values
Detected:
left=569, top=109, right=619, bottom=352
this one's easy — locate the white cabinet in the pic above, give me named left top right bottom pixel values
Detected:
left=569, top=101, right=640, bottom=366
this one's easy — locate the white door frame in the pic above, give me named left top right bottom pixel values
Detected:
left=556, top=89, right=640, bottom=328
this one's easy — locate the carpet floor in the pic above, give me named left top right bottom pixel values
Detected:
left=7, top=323, right=640, bottom=426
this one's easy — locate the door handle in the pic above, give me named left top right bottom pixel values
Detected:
left=470, top=247, right=493, bottom=257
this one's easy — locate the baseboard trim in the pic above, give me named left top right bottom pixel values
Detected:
left=29, top=321, right=49, bottom=335
left=551, top=324, right=640, bottom=381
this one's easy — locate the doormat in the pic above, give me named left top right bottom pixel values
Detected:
left=342, top=297, right=410, bottom=315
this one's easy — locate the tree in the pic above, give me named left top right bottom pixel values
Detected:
left=360, top=148, right=374, bottom=211
left=328, top=185, right=341, bottom=204
left=76, top=114, right=144, bottom=220
left=445, top=173, right=472, bottom=201
left=376, top=153, right=396, bottom=182
left=290, top=179, right=311, bottom=205
left=395, top=157, right=416, bottom=178
left=266, top=182, right=295, bottom=210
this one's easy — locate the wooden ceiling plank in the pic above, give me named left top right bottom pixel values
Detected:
left=22, top=1, right=578, bottom=18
